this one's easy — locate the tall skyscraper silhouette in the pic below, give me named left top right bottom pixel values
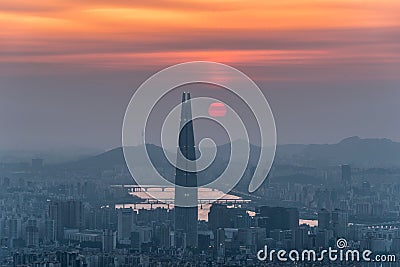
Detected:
left=174, top=92, right=198, bottom=248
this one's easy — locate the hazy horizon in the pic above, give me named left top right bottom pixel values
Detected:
left=0, top=135, right=398, bottom=152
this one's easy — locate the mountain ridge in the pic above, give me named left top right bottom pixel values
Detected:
left=58, top=136, right=400, bottom=172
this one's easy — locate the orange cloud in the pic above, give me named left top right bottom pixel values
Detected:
left=0, top=0, right=399, bottom=78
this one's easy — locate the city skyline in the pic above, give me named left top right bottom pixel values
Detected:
left=0, top=88, right=399, bottom=264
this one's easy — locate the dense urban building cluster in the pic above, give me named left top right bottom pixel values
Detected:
left=0, top=158, right=400, bottom=266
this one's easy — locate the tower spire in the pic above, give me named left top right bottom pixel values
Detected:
left=174, top=92, right=198, bottom=248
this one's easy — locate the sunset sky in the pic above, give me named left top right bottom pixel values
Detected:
left=1, top=0, right=399, bottom=150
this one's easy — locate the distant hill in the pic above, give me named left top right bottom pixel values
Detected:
left=60, top=146, right=125, bottom=172
left=58, top=136, right=400, bottom=174
left=56, top=144, right=165, bottom=173
left=277, top=136, right=400, bottom=167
